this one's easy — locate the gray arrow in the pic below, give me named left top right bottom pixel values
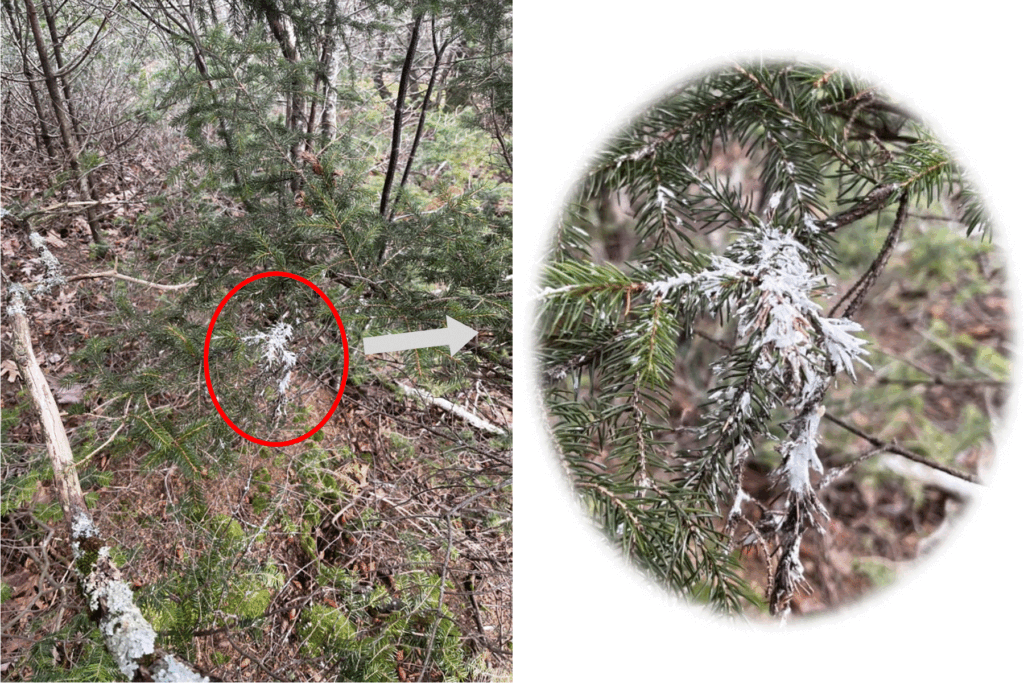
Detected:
left=363, top=316, right=477, bottom=356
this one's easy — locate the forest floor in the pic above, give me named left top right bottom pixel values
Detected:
left=1, top=133, right=512, bottom=680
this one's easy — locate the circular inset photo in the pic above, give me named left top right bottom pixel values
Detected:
left=535, top=60, right=1011, bottom=619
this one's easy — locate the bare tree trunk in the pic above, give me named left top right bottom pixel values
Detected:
left=2, top=0, right=57, bottom=158
left=318, top=0, right=341, bottom=144
left=22, top=0, right=105, bottom=246
left=372, top=33, right=390, bottom=101
left=391, top=18, right=449, bottom=220
left=378, top=12, right=422, bottom=228
left=259, top=0, right=303, bottom=190
left=40, top=0, right=85, bottom=147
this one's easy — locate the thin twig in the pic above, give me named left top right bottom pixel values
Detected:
left=73, top=420, right=125, bottom=467
left=817, top=445, right=885, bottom=489
left=64, top=269, right=195, bottom=291
left=830, top=190, right=909, bottom=318
left=823, top=412, right=981, bottom=484
left=821, top=183, right=900, bottom=233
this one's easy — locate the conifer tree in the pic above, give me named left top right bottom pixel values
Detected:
left=538, top=61, right=994, bottom=616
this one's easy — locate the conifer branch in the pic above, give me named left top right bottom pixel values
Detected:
left=829, top=189, right=909, bottom=318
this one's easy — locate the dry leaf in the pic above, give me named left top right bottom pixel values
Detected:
left=43, top=233, right=67, bottom=249
left=1, top=359, right=21, bottom=383
left=55, top=384, right=86, bottom=404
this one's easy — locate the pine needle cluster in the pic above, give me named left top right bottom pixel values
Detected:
left=538, top=61, right=989, bottom=615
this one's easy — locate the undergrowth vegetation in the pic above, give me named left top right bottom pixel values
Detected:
left=2, top=0, right=511, bottom=679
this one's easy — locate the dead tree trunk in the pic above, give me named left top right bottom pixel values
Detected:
left=318, top=0, right=342, bottom=145
left=2, top=0, right=57, bottom=158
left=259, top=0, right=303, bottom=190
left=377, top=12, right=423, bottom=233
left=391, top=18, right=449, bottom=221
left=21, top=0, right=105, bottom=246
left=40, top=0, right=85, bottom=147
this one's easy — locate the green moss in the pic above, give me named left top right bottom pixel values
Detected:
left=853, top=558, right=897, bottom=588
left=300, top=605, right=357, bottom=652
left=298, top=520, right=318, bottom=564
left=227, top=586, right=271, bottom=620
left=75, top=547, right=100, bottom=576
left=387, top=432, right=415, bottom=461
left=211, top=514, right=245, bottom=546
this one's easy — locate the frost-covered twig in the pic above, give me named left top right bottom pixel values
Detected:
left=653, top=217, right=872, bottom=615
left=243, top=321, right=298, bottom=415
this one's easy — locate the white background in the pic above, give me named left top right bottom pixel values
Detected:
left=514, top=2, right=1022, bottom=680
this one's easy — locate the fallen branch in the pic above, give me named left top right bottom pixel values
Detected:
left=6, top=287, right=207, bottom=682
left=64, top=268, right=196, bottom=291
left=397, top=383, right=508, bottom=436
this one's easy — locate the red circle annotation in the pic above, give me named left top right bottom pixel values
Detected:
left=203, top=271, right=349, bottom=447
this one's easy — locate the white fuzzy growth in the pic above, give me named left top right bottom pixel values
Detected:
left=656, top=185, right=675, bottom=212
left=536, top=284, right=575, bottom=299
left=818, top=316, right=871, bottom=379
left=768, top=191, right=783, bottom=210
left=244, top=322, right=297, bottom=372
left=738, top=391, right=752, bottom=416
left=648, top=271, right=693, bottom=298
left=783, top=407, right=825, bottom=494
left=696, top=254, right=747, bottom=299
left=729, top=487, right=751, bottom=518
left=716, top=228, right=868, bottom=392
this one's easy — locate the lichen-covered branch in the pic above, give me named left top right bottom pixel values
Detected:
left=5, top=252, right=207, bottom=681
left=397, top=383, right=508, bottom=436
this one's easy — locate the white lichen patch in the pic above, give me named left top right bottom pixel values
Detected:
left=153, top=655, right=210, bottom=682
left=28, top=231, right=66, bottom=294
left=72, top=510, right=101, bottom=540
left=99, top=580, right=158, bottom=678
